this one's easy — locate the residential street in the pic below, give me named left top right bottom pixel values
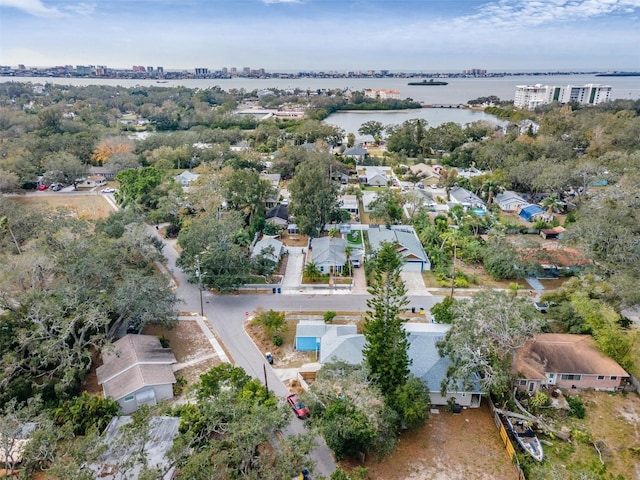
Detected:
left=147, top=222, right=444, bottom=477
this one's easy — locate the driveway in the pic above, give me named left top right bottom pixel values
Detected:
left=401, top=271, right=431, bottom=296
left=282, top=246, right=305, bottom=290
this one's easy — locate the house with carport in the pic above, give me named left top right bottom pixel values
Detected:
left=514, top=334, right=629, bottom=393
left=368, top=225, right=431, bottom=271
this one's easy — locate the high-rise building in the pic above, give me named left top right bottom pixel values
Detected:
left=157, top=66, right=164, bottom=73
left=195, top=68, right=209, bottom=76
left=514, top=84, right=612, bottom=109
left=147, top=66, right=154, bottom=73
left=242, top=67, right=251, bottom=75
left=221, top=67, right=228, bottom=74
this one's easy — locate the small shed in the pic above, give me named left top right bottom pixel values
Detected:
left=519, top=204, right=546, bottom=222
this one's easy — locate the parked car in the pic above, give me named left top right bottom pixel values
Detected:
left=286, top=394, right=310, bottom=419
left=37, top=184, right=48, bottom=191
left=101, top=187, right=116, bottom=193
left=534, top=302, right=549, bottom=313
left=50, top=184, right=62, bottom=191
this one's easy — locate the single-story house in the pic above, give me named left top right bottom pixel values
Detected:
left=318, top=322, right=482, bottom=408
left=319, top=324, right=364, bottom=364
left=77, top=175, right=107, bottom=188
left=514, top=334, right=629, bottom=393
left=260, top=173, right=281, bottom=189
left=519, top=204, right=546, bottom=222
left=358, top=166, right=389, bottom=187
left=368, top=225, right=431, bottom=271
left=174, top=170, right=199, bottom=186
left=230, top=140, right=250, bottom=152
left=342, top=146, right=368, bottom=163
left=295, top=320, right=359, bottom=352
left=251, top=236, right=284, bottom=263
left=90, top=166, right=117, bottom=180
left=310, top=236, right=349, bottom=273
left=96, top=334, right=177, bottom=414
left=519, top=119, right=540, bottom=135
left=518, top=246, right=590, bottom=276
left=265, top=204, right=289, bottom=227
left=449, top=186, right=485, bottom=209
left=331, top=171, right=350, bottom=184
left=495, top=191, right=529, bottom=212
left=93, top=416, right=180, bottom=480
left=338, top=195, right=359, bottom=216
left=409, top=163, right=440, bottom=179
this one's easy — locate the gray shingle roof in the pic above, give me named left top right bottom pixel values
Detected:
left=367, top=226, right=428, bottom=264
left=449, top=186, right=484, bottom=206
left=311, top=237, right=347, bottom=267
left=97, top=335, right=177, bottom=401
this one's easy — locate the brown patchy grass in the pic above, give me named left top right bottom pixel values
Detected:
left=14, top=194, right=114, bottom=219
left=341, top=404, right=517, bottom=480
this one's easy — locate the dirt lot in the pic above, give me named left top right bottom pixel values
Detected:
left=13, top=193, right=115, bottom=219
left=246, top=315, right=517, bottom=480
left=343, top=405, right=517, bottom=480
left=144, top=320, right=221, bottom=386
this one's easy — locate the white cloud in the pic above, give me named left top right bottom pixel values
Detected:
left=0, top=0, right=62, bottom=17
left=63, top=2, right=96, bottom=16
left=454, top=0, right=640, bottom=28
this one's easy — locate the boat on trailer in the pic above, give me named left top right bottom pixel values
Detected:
left=502, top=414, right=544, bottom=462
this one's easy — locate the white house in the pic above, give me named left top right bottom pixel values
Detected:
left=495, top=190, right=529, bottom=212
left=174, top=170, right=199, bottom=186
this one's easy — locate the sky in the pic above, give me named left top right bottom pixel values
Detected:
left=1, top=0, right=639, bottom=72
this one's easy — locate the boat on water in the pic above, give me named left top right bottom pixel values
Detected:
left=156, top=80, right=169, bottom=83
left=408, top=79, right=448, bottom=86
left=502, top=414, right=544, bottom=462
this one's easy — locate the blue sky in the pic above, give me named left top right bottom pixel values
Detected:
left=1, top=0, right=639, bottom=71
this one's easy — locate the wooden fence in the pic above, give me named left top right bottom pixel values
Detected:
left=487, top=397, right=527, bottom=480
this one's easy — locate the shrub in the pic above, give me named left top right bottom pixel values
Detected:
left=567, top=395, right=586, bottom=419
left=324, top=311, right=337, bottom=323
left=54, top=392, right=120, bottom=435
left=272, top=335, right=283, bottom=346
left=158, top=335, right=170, bottom=348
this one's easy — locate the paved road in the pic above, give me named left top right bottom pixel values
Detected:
left=146, top=223, right=443, bottom=478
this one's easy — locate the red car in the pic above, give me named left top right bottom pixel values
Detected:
left=286, top=394, right=310, bottom=419
left=37, top=184, right=48, bottom=191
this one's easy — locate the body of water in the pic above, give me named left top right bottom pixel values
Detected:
left=5, top=74, right=638, bottom=136
left=4, top=74, right=639, bottom=103
left=323, top=108, right=504, bottom=135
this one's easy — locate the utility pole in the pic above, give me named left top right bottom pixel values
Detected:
left=196, top=256, right=204, bottom=317
left=263, top=364, right=269, bottom=398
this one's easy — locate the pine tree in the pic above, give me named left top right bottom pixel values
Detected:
left=363, top=241, right=411, bottom=398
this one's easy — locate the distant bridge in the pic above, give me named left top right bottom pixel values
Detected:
left=421, top=103, right=468, bottom=109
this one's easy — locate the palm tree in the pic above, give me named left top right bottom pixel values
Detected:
left=540, top=195, right=563, bottom=219
left=0, top=216, right=21, bottom=255
left=344, top=245, right=353, bottom=277
left=304, top=262, right=322, bottom=282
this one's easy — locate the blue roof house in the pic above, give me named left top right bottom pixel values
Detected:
left=295, top=321, right=359, bottom=352
left=519, top=204, right=546, bottom=222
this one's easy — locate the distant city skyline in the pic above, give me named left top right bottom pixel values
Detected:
left=1, top=0, right=639, bottom=71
